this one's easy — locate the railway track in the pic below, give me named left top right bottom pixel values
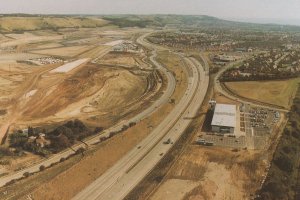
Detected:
left=73, top=33, right=209, bottom=200
left=0, top=35, right=176, bottom=188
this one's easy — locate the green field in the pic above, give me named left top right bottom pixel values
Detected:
left=225, top=78, right=300, bottom=109
left=258, top=85, right=300, bottom=199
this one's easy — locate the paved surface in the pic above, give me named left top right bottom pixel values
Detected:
left=0, top=34, right=177, bottom=188
left=211, top=59, right=287, bottom=150
left=73, top=34, right=209, bottom=200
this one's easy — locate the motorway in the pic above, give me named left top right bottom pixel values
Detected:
left=0, top=34, right=177, bottom=188
left=73, top=34, right=209, bottom=200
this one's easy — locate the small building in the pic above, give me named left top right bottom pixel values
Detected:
left=239, top=104, right=246, bottom=112
left=112, top=45, right=125, bottom=52
left=235, top=48, right=247, bottom=52
left=22, top=129, right=29, bottom=135
left=36, top=137, right=51, bottom=148
left=211, top=104, right=237, bottom=133
left=275, top=111, right=280, bottom=119
left=213, top=55, right=236, bottom=63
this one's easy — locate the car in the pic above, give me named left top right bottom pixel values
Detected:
left=163, top=138, right=171, bottom=144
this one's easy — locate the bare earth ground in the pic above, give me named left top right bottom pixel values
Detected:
left=18, top=64, right=147, bottom=123
left=29, top=46, right=94, bottom=58
left=224, top=78, right=300, bottom=109
left=13, top=51, right=188, bottom=200
left=0, top=35, right=63, bottom=49
left=0, top=17, right=108, bottom=33
left=143, top=70, right=288, bottom=200
left=146, top=140, right=270, bottom=200
left=0, top=28, right=161, bottom=179
left=25, top=42, right=64, bottom=50
left=99, top=52, right=149, bottom=69
left=0, top=28, right=291, bottom=200
left=150, top=179, right=199, bottom=200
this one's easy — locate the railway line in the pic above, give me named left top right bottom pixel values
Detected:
left=73, top=33, right=209, bottom=200
left=0, top=33, right=176, bottom=188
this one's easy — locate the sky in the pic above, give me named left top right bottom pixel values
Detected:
left=0, top=0, right=300, bottom=25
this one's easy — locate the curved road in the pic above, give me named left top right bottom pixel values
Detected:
left=73, top=34, right=209, bottom=200
left=214, top=60, right=288, bottom=112
left=0, top=34, right=177, bottom=188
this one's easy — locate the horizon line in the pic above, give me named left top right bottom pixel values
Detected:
left=0, top=13, right=299, bottom=26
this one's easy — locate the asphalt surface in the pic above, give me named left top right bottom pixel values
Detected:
left=0, top=34, right=176, bottom=188
left=73, top=33, right=209, bottom=200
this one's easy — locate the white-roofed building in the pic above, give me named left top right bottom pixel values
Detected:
left=211, top=104, right=236, bottom=133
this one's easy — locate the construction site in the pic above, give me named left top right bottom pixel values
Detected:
left=0, top=27, right=165, bottom=181
left=0, top=14, right=297, bottom=200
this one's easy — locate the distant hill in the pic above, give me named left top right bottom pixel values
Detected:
left=0, top=15, right=108, bottom=33
left=102, top=14, right=300, bottom=32
left=0, top=14, right=299, bottom=33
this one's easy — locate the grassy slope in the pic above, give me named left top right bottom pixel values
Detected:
left=0, top=17, right=108, bottom=32
left=224, top=78, right=300, bottom=109
left=1, top=15, right=299, bottom=32
left=102, top=15, right=300, bottom=31
left=257, top=84, right=300, bottom=200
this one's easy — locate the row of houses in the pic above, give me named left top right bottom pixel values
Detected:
left=112, top=41, right=141, bottom=53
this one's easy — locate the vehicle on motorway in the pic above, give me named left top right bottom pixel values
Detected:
left=163, top=138, right=172, bottom=144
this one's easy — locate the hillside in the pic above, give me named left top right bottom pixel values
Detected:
left=0, top=14, right=300, bottom=33
left=257, top=84, right=300, bottom=199
left=102, top=15, right=300, bottom=32
left=0, top=16, right=108, bottom=32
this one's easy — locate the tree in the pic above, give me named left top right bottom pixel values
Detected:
left=28, top=126, right=34, bottom=136
left=23, top=172, right=30, bottom=178
left=261, top=182, right=285, bottom=199
left=94, top=127, right=104, bottom=133
left=9, top=132, right=27, bottom=148
left=39, top=165, right=45, bottom=171
left=50, top=134, right=71, bottom=152
left=274, top=155, right=293, bottom=173
left=76, top=147, right=85, bottom=156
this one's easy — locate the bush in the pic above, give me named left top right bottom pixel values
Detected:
left=0, top=160, right=10, bottom=165
left=39, top=165, right=45, bottom=171
left=23, top=172, right=30, bottom=177
left=292, top=130, right=300, bottom=140
left=274, top=155, right=293, bottom=173
left=75, top=147, right=85, bottom=155
left=100, top=137, right=107, bottom=142
left=129, top=122, right=136, bottom=127
left=282, top=146, right=292, bottom=154
left=0, top=109, right=7, bottom=115
left=0, top=147, right=14, bottom=157
left=94, top=127, right=104, bottom=133
left=258, top=86, right=300, bottom=199
left=291, top=120, right=297, bottom=128
left=283, top=129, right=290, bottom=136
left=5, top=179, right=16, bottom=186
left=121, top=125, right=129, bottom=131
left=109, top=132, right=116, bottom=138
left=9, top=132, right=28, bottom=148
left=50, top=134, right=71, bottom=152
left=261, top=182, right=285, bottom=199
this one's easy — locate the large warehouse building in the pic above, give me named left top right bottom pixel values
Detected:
left=211, top=103, right=236, bottom=133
